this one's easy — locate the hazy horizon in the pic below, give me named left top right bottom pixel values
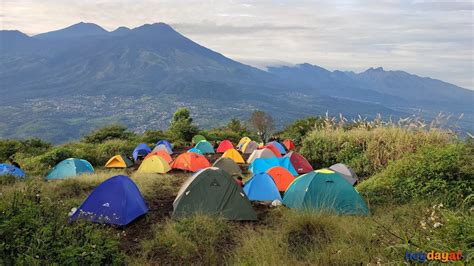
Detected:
left=1, top=0, right=473, bottom=89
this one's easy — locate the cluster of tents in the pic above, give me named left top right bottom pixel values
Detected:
left=66, top=135, right=369, bottom=226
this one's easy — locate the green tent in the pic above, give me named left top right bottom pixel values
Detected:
left=195, top=140, right=215, bottom=154
left=192, top=134, right=206, bottom=144
left=283, top=169, right=369, bottom=215
left=173, top=167, right=257, bottom=220
left=213, top=157, right=242, bottom=176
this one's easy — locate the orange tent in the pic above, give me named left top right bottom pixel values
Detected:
left=283, top=139, right=295, bottom=151
left=144, top=150, right=173, bottom=163
left=263, top=144, right=282, bottom=158
left=266, top=166, right=295, bottom=192
left=216, top=140, right=234, bottom=153
left=170, top=153, right=211, bottom=172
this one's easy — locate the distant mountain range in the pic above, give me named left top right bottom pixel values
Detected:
left=1, top=22, right=472, bottom=142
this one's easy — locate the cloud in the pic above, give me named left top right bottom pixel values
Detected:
left=1, top=0, right=473, bottom=89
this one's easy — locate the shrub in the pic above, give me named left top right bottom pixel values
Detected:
left=0, top=184, right=125, bottom=265
left=82, top=124, right=135, bottom=143
left=300, top=127, right=453, bottom=178
left=278, top=116, right=324, bottom=146
left=358, top=143, right=474, bottom=206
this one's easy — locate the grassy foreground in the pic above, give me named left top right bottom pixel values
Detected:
left=1, top=117, right=473, bottom=264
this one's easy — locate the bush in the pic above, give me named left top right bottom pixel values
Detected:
left=141, top=216, right=234, bottom=264
left=278, top=116, right=324, bottom=146
left=300, top=127, right=453, bottom=178
left=0, top=184, right=125, bottom=265
left=358, top=143, right=474, bottom=206
left=82, top=124, right=135, bottom=143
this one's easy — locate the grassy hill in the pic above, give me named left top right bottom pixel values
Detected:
left=1, top=114, right=473, bottom=264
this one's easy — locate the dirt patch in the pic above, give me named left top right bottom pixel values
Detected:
left=119, top=194, right=175, bottom=255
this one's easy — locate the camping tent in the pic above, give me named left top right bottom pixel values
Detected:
left=249, top=157, right=298, bottom=176
left=0, top=164, right=25, bottom=179
left=263, top=144, right=282, bottom=158
left=153, top=144, right=173, bottom=155
left=70, top=175, right=148, bottom=226
left=243, top=172, right=282, bottom=202
left=268, top=141, right=287, bottom=155
left=138, top=155, right=171, bottom=174
left=329, top=163, right=359, bottom=185
left=213, top=157, right=242, bottom=176
left=222, top=148, right=245, bottom=164
left=144, top=150, right=173, bottom=164
left=241, top=141, right=258, bottom=154
left=192, top=134, right=206, bottom=144
left=216, top=140, right=234, bottom=153
left=133, top=144, right=152, bottom=161
left=285, top=151, right=313, bottom=174
left=266, top=166, right=295, bottom=192
left=105, top=155, right=133, bottom=168
left=187, top=148, right=204, bottom=155
left=247, top=148, right=276, bottom=164
left=170, top=153, right=211, bottom=172
left=237, top=137, right=251, bottom=150
left=173, top=167, right=257, bottom=220
left=46, top=158, right=94, bottom=180
left=283, top=139, right=296, bottom=151
left=283, top=169, right=369, bottom=215
left=156, top=140, right=173, bottom=151
left=195, top=140, right=215, bottom=154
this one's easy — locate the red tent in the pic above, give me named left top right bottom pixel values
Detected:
left=283, top=139, right=296, bottom=151
left=263, top=144, right=282, bottom=158
left=286, top=151, right=313, bottom=174
left=216, top=140, right=234, bottom=153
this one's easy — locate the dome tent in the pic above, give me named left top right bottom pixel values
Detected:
left=192, top=134, right=206, bottom=144
left=213, top=157, right=242, bottom=176
left=105, top=155, right=133, bottom=168
left=243, top=172, right=282, bottom=202
left=283, top=139, right=296, bottom=151
left=241, top=141, right=258, bottom=154
left=138, top=155, right=171, bottom=174
left=0, top=164, right=25, bottom=179
left=283, top=169, right=369, bottom=215
left=266, top=166, right=295, bottom=192
left=222, top=148, right=245, bottom=164
left=153, top=144, right=173, bottom=155
left=156, top=140, right=173, bottom=151
left=133, top=143, right=152, bottom=161
left=173, top=167, right=257, bottom=220
left=144, top=150, right=173, bottom=164
left=195, top=140, right=215, bottom=154
left=46, top=158, right=94, bottom=180
left=216, top=140, right=234, bottom=153
left=285, top=151, right=313, bottom=174
left=268, top=141, right=287, bottom=155
left=187, top=148, right=204, bottom=155
left=247, top=148, right=276, bottom=164
left=329, top=163, right=359, bottom=185
left=70, top=175, right=148, bottom=226
left=170, top=153, right=211, bottom=172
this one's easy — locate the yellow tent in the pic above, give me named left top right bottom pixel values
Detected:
left=138, top=155, right=171, bottom=174
left=237, top=137, right=251, bottom=149
left=105, top=155, right=133, bottom=168
left=222, top=148, right=245, bottom=164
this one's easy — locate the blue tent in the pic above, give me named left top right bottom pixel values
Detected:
left=195, top=140, right=215, bottom=154
left=269, top=141, right=287, bottom=155
left=156, top=140, right=173, bottom=152
left=0, top=164, right=25, bottom=179
left=243, top=173, right=282, bottom=201
left=187, top=148, right=203, bottom=155
left=249, top=157, right=298, bottom=176
left=133, top=143, right=152, bottom=161
left=70, top=175, right=148, bottom=226
left=46, top=158, right=94, bottom=180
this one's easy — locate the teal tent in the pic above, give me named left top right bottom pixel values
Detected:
left=46, top=158, right=94, bottom=180
left=243, top=172, right=282, bottom=202
left=187, top=148, right=203, bottom=155
left=283, top=169, right=369, bottom=215
left=195, top=140, right=215, bottom=154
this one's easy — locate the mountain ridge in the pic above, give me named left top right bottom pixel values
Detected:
left=0, top=22, right=472, bottom=142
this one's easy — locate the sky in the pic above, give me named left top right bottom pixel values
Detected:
left=1, top=0, right=473, bottom=89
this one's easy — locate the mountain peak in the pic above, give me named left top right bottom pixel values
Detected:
left=366, top=67, right=385, bottom=72
left=34, top=22, right=107, bottom=39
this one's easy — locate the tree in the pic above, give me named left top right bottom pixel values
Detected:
left=83, top=124, right=134, bottom=143
left=249, top=110, right=273, bottom=143
left=168, top=108, right=198, bottom=142
left=226, top=118, right=249, bottom=135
